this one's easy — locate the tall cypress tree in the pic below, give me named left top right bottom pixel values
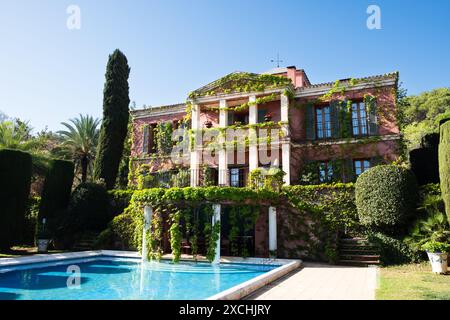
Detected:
left=94, top=49, right=130, bottom=189
left=439, top=118, right=450, bottom=224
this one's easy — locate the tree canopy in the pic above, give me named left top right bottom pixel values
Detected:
left=400, top=87, right=450, bottom=150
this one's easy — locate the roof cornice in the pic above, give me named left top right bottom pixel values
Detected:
left=131, top=104, right=186, bottom=119
left=294, top=77, right=397, bottom=98
left=188, top=86, right=293, bottom=104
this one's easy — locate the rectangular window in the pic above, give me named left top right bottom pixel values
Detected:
left=316, top=106, right=331, bottom=139
left=354, top=159, right=371, bottom=177
left=352, top=102, right=369, bottom=136
left=230, top=168, right=245, bottom=187
left=319, top=162, right=333, bottom=183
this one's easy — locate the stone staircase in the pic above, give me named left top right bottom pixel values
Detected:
left=72, top=233, right=98, bottom=251
left=337, top=237, right=380, bottom=267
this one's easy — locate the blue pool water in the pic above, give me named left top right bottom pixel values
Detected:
left=0, top=257, right=279, bottom=300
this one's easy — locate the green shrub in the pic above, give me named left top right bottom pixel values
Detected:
left=283, top=184, right=359, bottom=234
left=355, top=165, right=418, bottom=234
left=405, top=184, right=449, bottom=251
left=95, top=212, right=139, bottom=250
left=38, top=159, right=74, bottom=237
left=108, top=189, right=134, bottom=217
left=366, top=232, right=421, bottom=265
left=439, top=118, right=450, bottom=224
left=0, top=149, right=32, bottom=250
left=422, top=240, right=450, bottom=253
left=24, top=196, right=40, bottom=245
left=56, top=183, right=110, bottom=248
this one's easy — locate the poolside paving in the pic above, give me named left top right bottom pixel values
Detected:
left=245, top=262, right=378, bottom=300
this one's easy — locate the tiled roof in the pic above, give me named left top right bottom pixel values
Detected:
left=307, top=72, right=398, bottom=89
left=130, top=103, right=186, bottom=118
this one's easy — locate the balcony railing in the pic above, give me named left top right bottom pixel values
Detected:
left=190, top=168, right=248, bottom=187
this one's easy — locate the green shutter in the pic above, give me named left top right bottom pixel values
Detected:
left=142, top=125, right=149, bottom=154
left=228, top=112, right=234, bottom=126
left=366, top=96, right=379, bottom=135
left=343, top=158, right=356, bottom=182
left=258, top=109, right=267, bottom=123
left=306, top=104, right=315, bottom=140
left=330, top=100, right=340, bottom=139
left=330, top=159, right=343, bottom=183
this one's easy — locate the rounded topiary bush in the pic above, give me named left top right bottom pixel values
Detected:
left=355, top=165, right=418, bottom=233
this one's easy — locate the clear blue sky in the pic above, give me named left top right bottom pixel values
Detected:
left=1, top=0, right=449, bottom=132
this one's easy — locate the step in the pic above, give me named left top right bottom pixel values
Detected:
left=337, top=260, right=380, bottom=267
left=339, top=254, right=380, bottom=261
left=339, top=244, right=378, bottom=249
left=340, top=237, right=368, bottom=241
left=77, top=241, right=95, bottom=246
left=339, top=248, right=378, bottom=253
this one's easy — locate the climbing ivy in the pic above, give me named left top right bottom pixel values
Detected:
left=169, top=207, right=182, bottom=263
left=188, top=73, right=292, bottom=99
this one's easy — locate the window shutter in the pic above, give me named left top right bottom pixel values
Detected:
left=330, top=100, right=340, bottom=139
left=344, top=158, right=356, bottom=182
left=366, top=96, right=379, bottom=135
left=228, top=112, right=234, bottom=126
left=305, top=104, right=315, bottom=140
left=142, top=125, right=149, bottom=154
left=258, top=109, right=267, bottom=123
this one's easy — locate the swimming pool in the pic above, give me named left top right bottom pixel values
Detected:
left=0, top=255, right=285, bottom=300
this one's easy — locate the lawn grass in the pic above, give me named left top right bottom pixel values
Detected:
left=377, top=262, right=450, bottom=300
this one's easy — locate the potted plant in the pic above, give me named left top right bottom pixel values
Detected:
left=36, top=218, right=51, bottom=253
left=264, top=113, right=273, bottom=122
left=422, top=240, right=449, bottom=274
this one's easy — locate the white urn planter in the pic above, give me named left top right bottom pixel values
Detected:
left=427, top=252, right=448, bottom=274
left=37, top=239, right=50, bottom=253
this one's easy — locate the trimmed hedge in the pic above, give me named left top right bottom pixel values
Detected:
left=56, top=183, right=110, bottom=248
left=355, top=165, right=418, bottom=234
left=410, top=133, right=439, bottom=185
left=439, top=118, right=450, bottom=224
left=0, top=149, right=32, bottom=250
left=38, top=159, right=74, bottom=235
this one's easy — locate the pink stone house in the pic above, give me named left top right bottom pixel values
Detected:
left=130, top=66, right=401, bottom=187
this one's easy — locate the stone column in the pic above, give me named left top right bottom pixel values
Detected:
left=218, top=99, right=228, bottom=186
left=268, top=206, right=277, bottom=256
left=282, top=143, right=291, bottom=186
left=190, top=103, right=201, bottom=186
left=212, top=204, right=221, bottom=264
left=281, top=92, right=290, bottom=186
left=248, top=95, right=259, bottom=172
left=142, top=206, right=153, bottom=262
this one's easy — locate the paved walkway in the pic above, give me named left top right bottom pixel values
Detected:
left=246, top=262, right=378, bottom=300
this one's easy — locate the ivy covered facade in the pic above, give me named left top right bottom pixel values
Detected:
left=130, top=66, right=401, bottom=188
left=123, top=66, right=402, bottom=261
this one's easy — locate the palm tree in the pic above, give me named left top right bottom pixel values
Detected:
left=57, top=114, right=100, bottom=183
left=0, top=120, right=35, bottom=151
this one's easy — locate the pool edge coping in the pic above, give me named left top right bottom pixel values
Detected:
left=206, top=259, right=301, bottom=300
